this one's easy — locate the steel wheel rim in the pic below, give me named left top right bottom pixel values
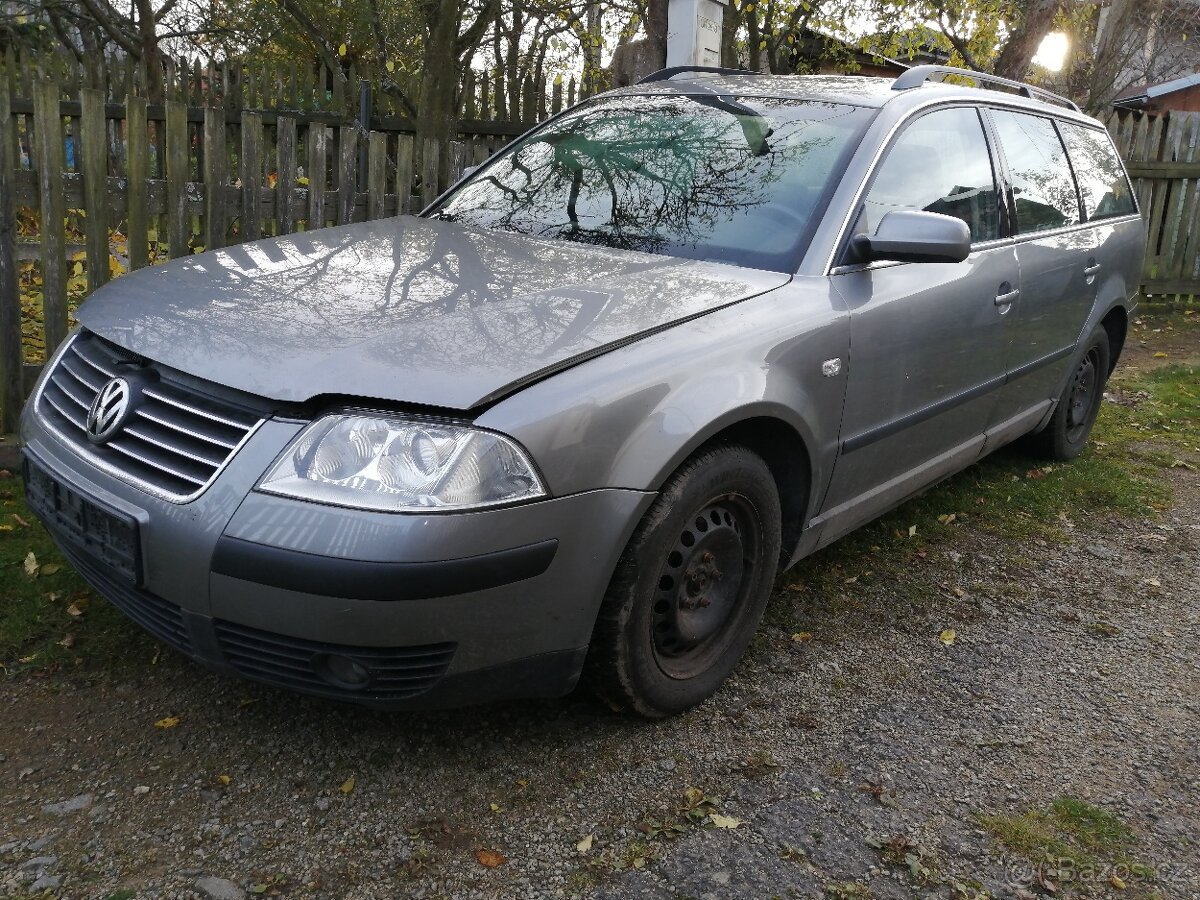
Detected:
left=1066, top=348, right=1100, bottom=443
left=650, top=494, right=761, bottom=679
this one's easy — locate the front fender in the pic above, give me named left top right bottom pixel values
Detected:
left=478, top=279, right=850, bottom=525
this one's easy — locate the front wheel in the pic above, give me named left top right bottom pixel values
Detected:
left=1026, top=325, right=1111, bottom=461
left=584, top=444, right=782, bottom=718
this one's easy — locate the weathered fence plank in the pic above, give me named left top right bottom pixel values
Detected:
left=80, top=88, right=109, bottom=294
left=126, top=94, right=150, bottom=270
left=0, top=71, right=20, bottom=430
left=203, top=105, right=227, bottom=250
left=307, top=123, right=328, bottom=228
left=165, top=99, right=189, bottom=257
left=241, top=110, right=263, bottom=241
left=33, top=79, right=68, bottom=354
left=276, top=116, right=297, bottom=234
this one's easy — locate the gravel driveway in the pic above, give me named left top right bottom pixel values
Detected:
left=1, top=366, right=1197, bottom=900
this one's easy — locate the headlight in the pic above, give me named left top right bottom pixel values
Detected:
left=258, top=413, right=546, bottom=512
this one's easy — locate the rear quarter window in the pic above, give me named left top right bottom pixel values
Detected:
left=1058, top=122, right=1137, bottom=220
left=990, top=110, right=1082, bottom=234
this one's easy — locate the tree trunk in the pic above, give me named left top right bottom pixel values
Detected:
left=992, top=0, right=1063, bottom=81
left=415, top=0, right=460, bottom=189
left=643, top=0, right=668, bottom=68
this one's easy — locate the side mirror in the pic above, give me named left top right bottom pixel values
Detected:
left=851, top=210, right=971, bottom=264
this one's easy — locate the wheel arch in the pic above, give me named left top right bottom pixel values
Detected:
left=646, top=408, right=816, bottom=567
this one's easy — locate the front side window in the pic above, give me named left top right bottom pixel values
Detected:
left=991, top=110, right=1082, bottom=233
left=860, top=106, right=1002, bottom=243
left=1059, top=122, right=1137, bottom=220
left=431, top=94, right=873, bottom=272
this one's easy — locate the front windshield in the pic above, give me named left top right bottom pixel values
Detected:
left=429, top=93, right=872, bottom=272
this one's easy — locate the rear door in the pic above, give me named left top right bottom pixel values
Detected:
left=819, top=105, right=1018, bottom=539
left=985, top=109, right=1095, bottom=426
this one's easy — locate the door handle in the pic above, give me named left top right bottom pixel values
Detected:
left=1084, top=262, right=1102, bottom=276
left=995, top=288, right=1020, bottom=306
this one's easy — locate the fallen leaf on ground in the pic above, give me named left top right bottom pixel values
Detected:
left=1153, top=351, right=1168, bottom=358
left=67, top=599, right=89, bottom=617
left=907, top=525, right=917, bottom=537
left=58, top=633, right=76, bottom=649
left=40, top=563, right=61, bottom=576
left=939, top=629, right=957, bottom=646
left=217, top=774, right=231, bottom=786
left=340, top=777, right=356, bottom=794
left=576, top=834, right=594, bottom=853
left=791, top=632, right=813, bottom=643
left=154, top=716, right=181, bottom=729
left=23, top=552, right=38, bottom=576
left=489, top=802, right=501, bottom=813
left=709, top=812, right=742, bottom=829
left=475, top=848, right=507, bottom=868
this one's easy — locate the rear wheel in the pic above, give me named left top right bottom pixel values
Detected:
left=585, top=445, right=781, bottom=718
left=1026, top=325, right=1111, bottom=461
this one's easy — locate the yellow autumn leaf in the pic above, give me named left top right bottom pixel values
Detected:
left=154, top=716, right=181, bottom=729
left=217, top=774, right=231, bottom=785
left=1153, top=352, right=1168, bottom=358
left=338, top=42, right=348, bottom=57
left=23, top=551, right=38, bottom=576
left=791, top=631, right=813, bottom=643
left=340, top=777, right=355, bottom=794
left=385, top=60, right=395, bottom=73
left=907, top=524, right=917, bottom=537
left=1110, top=874, right=1126, bottom=889
left=939, top=629, right=957, bottom=646
left=709, top=812, right=742, bottom=829
left=576, top=834, right=594, bottom=853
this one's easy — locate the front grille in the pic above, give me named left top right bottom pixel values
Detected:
left=56, top=541, right=192, bottom=655
left=213, top=620, right=456, bottom=702
left=38, top=332, right=262, bottom=501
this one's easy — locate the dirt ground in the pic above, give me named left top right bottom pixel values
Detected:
left=0, top=314, right=1197, bottom=900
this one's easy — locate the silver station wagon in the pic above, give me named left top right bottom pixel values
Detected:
left=21, top=65, right=1145, bottom=717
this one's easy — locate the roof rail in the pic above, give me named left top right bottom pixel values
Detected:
left=638, top=66, right=756, bottom=84
left=892, top=64, right=1080, bottom=113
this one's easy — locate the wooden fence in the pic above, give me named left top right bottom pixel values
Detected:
left=2, top=61, right=1198, bottom=432
left=1107, top=109, right=1200, bottom=304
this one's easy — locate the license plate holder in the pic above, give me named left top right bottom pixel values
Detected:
left=23, top=456, right=142, bottom=585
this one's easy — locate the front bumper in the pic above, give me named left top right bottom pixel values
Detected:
left=21, top=405, right=653, bottom=708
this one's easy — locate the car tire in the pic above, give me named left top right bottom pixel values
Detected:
left=584, top=444, right=782, bottom=718
left=1026, top=325, right=1111, bottom=461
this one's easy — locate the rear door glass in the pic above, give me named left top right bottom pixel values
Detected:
left=861, top=106, right=1002, bottom=243
left=1059, top=123, right=1137, bottom=220
left=990, top=110, right=1081, bottom=233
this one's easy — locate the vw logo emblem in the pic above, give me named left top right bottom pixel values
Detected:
left=86, top=377, right=133, bottom=444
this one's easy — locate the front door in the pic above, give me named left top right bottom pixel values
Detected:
left=818, top=105, right=1018, bottom=542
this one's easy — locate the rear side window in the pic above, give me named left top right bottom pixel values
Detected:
left=862, top=106, right=1001, bottom=243
left=1059, top=123, right=1137, bottom=220
left=990, top=110, right=1081, bottom=233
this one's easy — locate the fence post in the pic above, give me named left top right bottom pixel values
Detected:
left=80, top=88, right=110, bottom=294
left=421, top=138, right=439, bottom=209
left=367, top=132, right=386, bottom=220
left=0, top=70, right=21, bottom=431
left=33, top=79, right=68, bottom=355
left=337, top=123, right=358, bottom=224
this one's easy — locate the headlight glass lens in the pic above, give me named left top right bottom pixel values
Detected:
left=259, top=414, right=545, bottom=511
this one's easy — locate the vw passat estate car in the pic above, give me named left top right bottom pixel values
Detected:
left=22, top=65, right=1145, bottom=717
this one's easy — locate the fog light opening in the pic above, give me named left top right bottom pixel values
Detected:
left=312, top=653, right=372, bottom=691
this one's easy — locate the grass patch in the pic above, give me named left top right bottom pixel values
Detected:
left=978, top=796, right=1154, bottom=891
left=0, top=472, right=155, bottom=677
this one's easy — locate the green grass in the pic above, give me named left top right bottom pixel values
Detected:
left=0, top=473, right=156, bottom=677
left=978, top=796, right=1154, bottom=890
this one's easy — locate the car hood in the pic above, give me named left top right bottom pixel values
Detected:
left=78, top=217, right=788, bottom=410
